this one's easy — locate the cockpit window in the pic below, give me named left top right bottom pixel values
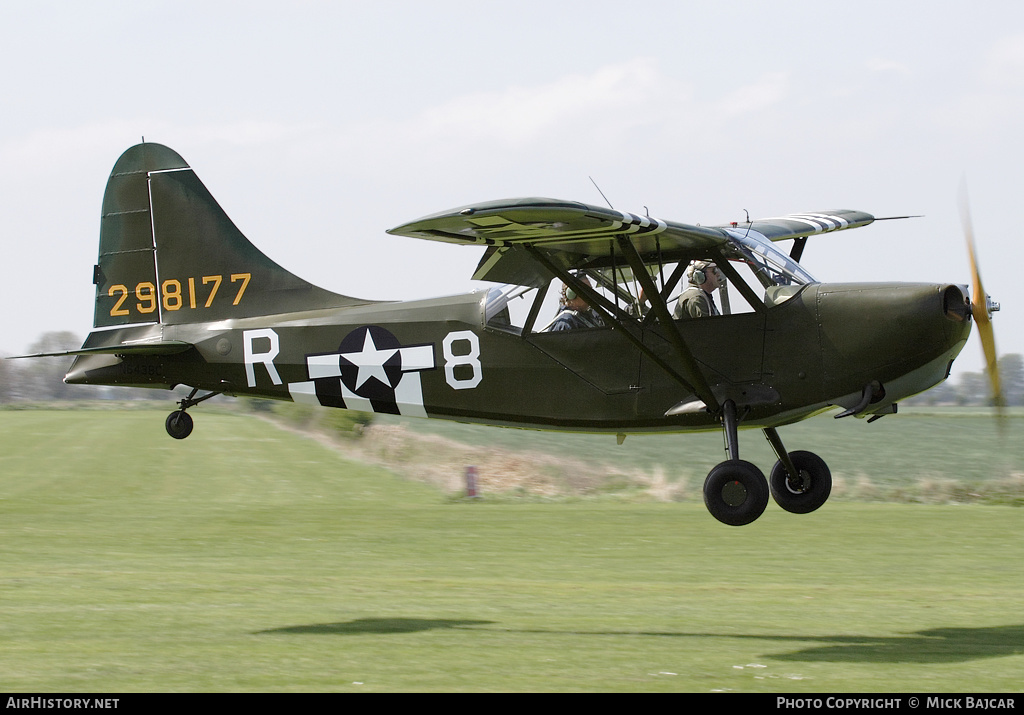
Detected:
left=482, top=228, right=820, bottom=332
left=723, top=228, right=817, bottom=286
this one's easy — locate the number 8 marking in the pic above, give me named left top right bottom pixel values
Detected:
left=442, top=331, right=482, bottom=390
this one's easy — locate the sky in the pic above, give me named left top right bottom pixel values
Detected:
left=2, top=0, right=1022, bottom=380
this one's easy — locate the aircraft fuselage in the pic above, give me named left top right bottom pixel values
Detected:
left=67, top=280, right=971, bottom=434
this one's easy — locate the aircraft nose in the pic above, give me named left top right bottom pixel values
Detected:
left=817, top=282, right=972, bottom=396
left=943, top=284, right=972, bottom=323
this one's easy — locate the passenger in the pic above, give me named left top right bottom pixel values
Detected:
left=674, top=261, right=723, bottom=319
left=546, top=280, right=605, bottom=331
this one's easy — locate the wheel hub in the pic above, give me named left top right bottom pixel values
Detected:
left=721, top=479, right=749, bottom=506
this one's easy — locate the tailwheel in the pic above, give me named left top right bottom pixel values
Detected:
left=163, top=386, right=223, bottom=439
left=165, top=410, right=194, bottom=440
left=769, top=450, right=831, bottom=514
left=703, top=460, right=769, bottom=526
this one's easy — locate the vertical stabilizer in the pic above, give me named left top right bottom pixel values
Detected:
left=92, top=142, right=366, bottom=329
left=94, top=143, right=186, bottom=327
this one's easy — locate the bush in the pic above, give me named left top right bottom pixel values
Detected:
left=249, top=399, right=374, bottom=438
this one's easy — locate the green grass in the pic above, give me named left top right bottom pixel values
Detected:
left=383, top=406, right=1024, bottom=502
left=1, top=409, right=1023, bottom=692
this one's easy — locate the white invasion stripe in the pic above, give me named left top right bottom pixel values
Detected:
left=622, top=211, right=650, bottom=228
left=801, top=212, right=849, bottom=229
left=780, top=217, right=827, bottom=233
left=288, top=381, right=322, bottom=405
left=339, top=382, right=374, bottom=413
left=789, top=214, right=838, bottom=231
left=307, top=354, right=343, bottom=379
left=394, top=373, right=428, bottom=418
left=620, top=211, right=666, bottom=234
left=399, top=345, right=435, bottom=372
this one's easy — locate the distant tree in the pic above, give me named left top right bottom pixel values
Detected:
left=0, top=353, right=19, bottom=403
left=910, top=379, right=957, bottom=405
left=20, top=332, right=82, bottom=400
left=4, top=331, right=182, bottom=403
left=999, top=353, right=1024, bottom=406
left=955, top=372, right=987, bottom=406
left=956, top=354, right=1024, bottom=407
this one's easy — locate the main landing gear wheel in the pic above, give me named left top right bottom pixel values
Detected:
left=703, top=460, right=770, bottom=526
left=165, top=410, right=194, bottom=440
left=769, top=450, right=831, bottom=514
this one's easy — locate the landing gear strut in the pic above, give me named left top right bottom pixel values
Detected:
left=702, top=401, right=770, bottom=526
left=165, top=387, right=221, bottom=439
left=701, top=404, right=832, bottom=525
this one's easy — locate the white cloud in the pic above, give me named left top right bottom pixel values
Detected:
left=865, top=57, right=914, bottom=79
left=0, top=119, right=319, bottom=179
left=412, top=57, right=669, bottom=145
left=711, top=72, right=791, bottom=119
left=982, top=33, right=1024, bottom=86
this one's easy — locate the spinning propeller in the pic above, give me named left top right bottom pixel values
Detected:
left=961, top=191, right=1005, bottom=422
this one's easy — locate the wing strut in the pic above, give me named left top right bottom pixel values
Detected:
left=641, top=260, right=689, bottom=327
left=521, top=280, right=551, bottom=336
left=614, top=236, right=721, bottom=413
left=525, top=244, right=720, bottom=413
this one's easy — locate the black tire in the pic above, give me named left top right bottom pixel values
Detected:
left=769, top=450, right=831, bottom=514
left=165, top=411, right=194, bottom=440
left=703, top=460, right=769, bottom=526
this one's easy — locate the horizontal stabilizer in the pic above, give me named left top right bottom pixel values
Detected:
left=10, top=340, right=193, bottom=359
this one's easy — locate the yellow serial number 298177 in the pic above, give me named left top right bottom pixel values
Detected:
left=108, top=273, right=251, bottom=317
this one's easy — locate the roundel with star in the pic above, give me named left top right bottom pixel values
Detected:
left=337, top=325, right=405, bottom=400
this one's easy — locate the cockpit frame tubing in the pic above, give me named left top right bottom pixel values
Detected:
left=641, top=260, right=689, bottom=328
left=520, top=280, right=551, bottom=337
left=714, top=250, right=768, bottom=314
left=525, top=244, right=708, bottom=403
left=616, top=235, right=720, bottom=413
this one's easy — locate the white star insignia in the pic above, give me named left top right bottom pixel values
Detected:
left=343, top=330, right=398, bottom=390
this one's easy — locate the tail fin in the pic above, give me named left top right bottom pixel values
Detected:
left=93, top=142, right=365, bottom=329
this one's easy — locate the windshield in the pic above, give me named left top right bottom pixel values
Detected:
left=723, top=228, right=817, bottom=286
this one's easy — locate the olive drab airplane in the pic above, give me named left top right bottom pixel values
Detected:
left=21, top=142, right=1004, bottom=526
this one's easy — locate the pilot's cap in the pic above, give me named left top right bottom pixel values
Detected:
left=687, top=260, right=716, bottom=285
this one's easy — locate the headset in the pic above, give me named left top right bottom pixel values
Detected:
left=689, top=261, right=723, bottom=286
left=689, top=261, right=712, bottom=285
left=691, top=264, right=707, bottom=285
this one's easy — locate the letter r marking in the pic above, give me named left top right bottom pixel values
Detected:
left=244, top=329, right=282, bottom=387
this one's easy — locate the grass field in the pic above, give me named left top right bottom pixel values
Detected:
left=368, top=406, right=1024, bottom=503
left=1, top=408, right=1023, bottom=692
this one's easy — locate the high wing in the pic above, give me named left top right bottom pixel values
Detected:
left=387, top=197, right=727, bottom=252
left=387, top=199, right=874, bottom=286
left=387, top=198, right=727, bottom=287
left=732, top=210, right=875, bottom=241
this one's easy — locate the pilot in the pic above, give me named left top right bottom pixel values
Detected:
left=673, top=260, right=723, bottom=319
left=546, top=279, right=605, bottom=331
